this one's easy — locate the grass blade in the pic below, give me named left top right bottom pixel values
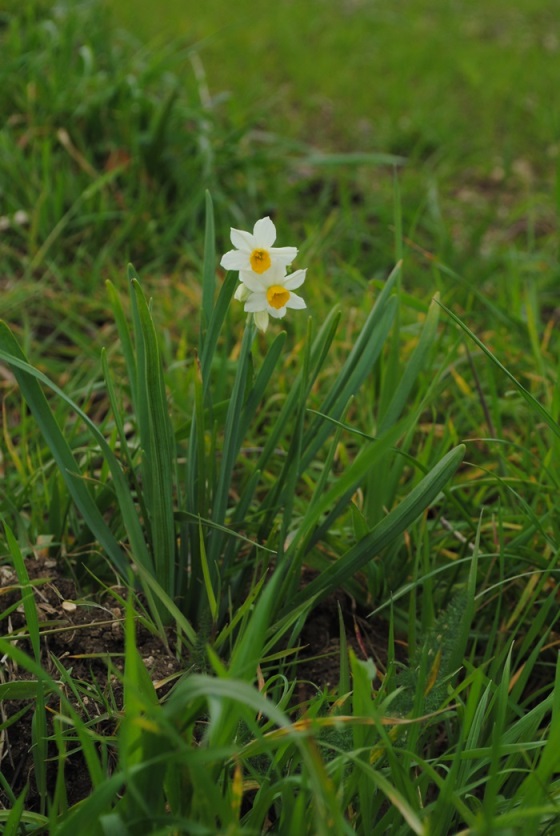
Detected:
left=129, top=272, right=176, bottom=596
left=439, top=300, right=560, bottom=441
left=0, top=325, right=129, bottom=576
left=284, top=443, right=465, bottom=613
left=201, top=190, right=216, bottom=336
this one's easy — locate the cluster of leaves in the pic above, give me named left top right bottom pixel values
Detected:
left=0, top=192, right=465, bottom=643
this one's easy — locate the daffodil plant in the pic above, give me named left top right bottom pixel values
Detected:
left=0, top=194, right=464, bottom=653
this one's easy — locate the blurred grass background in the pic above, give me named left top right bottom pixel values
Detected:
left=2, top=0, right=558, bottom=307
left=113, top=0, right=559, bottom=169
left=111, top=0, right=559, bottom=309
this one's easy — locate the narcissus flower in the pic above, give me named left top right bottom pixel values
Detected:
left=220, top=217, right=297, bottom=277
left=240, top=263, right=307, bottom=333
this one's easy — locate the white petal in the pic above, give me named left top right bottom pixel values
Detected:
left=283, top=268, right=307, bottom=290
left=244, top=293, right=268, bottom=312
left=221, top=250, right=250, bottom=270
left=250, top=262, right=285, bottom=287
left=268, top=305, right=287, bottom=319
left=265, top=261, right=288, bottom=280
left=286, top=292, right=306, bottom=310
left=253, top=217, right=276, bottom=247
left=230, top=228, right=254, bottom=251
left=240, top=270, right=268, bottom=292
left=269, top=246, right=298, bottom=266
left=254, top=310, right=269, bottom=332
left=234, top=283, right=251, bottom=302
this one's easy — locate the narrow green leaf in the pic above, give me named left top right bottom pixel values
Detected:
left=183, top=359, right=206, bottom=612
left=291, top=419, right=406, bottom=560
left=284, top=444, right=465, bottom=612
left=164, top=673, right=291, bottom=730
left=129, top=276, right=176, bottom=595
left=201, top=190, right=216, bottom=334
left=175, top=509, right=276, bottom=553
left=213, top=573, right=267, bottom=651
left=106, top=279, right=137, bottom=408
left=28, top=165, right=126, bottom=273
left=3, top=524, right=40, bottom=662
left=100, top=356, right=131, bottom=463
left=277, top=315, right=313, bottom=556
left=55, top=772, right=126, bottom=836
left=301, top=286, right=399, bottom=468
left=209, top=318, right=255, bottom=565
left=0, top=681, right=47, bottom=699
left=131, top=560, right=197, bottom=647
left=227, top=563, right=284, bottom=682
left=119, top=593, right=159, bottom=773
left=51, top=716, right=69, bottom=819
left=31, top=684, right=48, bottom=816
left=439, top=300, right=560, bottom=441
left=198, top=519, right=218, bottom=621
left=200, top=269, right=239, bottom=396
left=338, top=603, right=350, bottom=699
left=256, top=306, right=341, bottom=470
left=238, top=330, right=286, bottom=441
left=0, top=325, right=129, bottom=576
left=515, top=654, right=560, bottom=806
left=3, top=784, right=29, bottom=836
left=378, top=293, right=440, bottom=433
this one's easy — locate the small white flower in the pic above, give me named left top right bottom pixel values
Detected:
left=240, top=263, right=307, bottom=333
left=220, top=217, right=297, bottom=277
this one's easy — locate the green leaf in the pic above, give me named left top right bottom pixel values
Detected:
left=106, top=279, right=137, bottom=408
left=378, top=292, right=440, bottom=433
left=288, top=419, right=406, bottom=565
left=209, top=318, right=255, bottom=564
left=198, top=518, right=218, bottom=621
left=3, top=784, right=30, bottom=836
left=55, top=772, right=125, bottom=836
left=201, top=190, right=216, bottom=335
left=129, top=274, right=176, bottom=596
left=200, top=269, right=239, bottom=397
left=284, top=444, right=465, bottom=612
left=238, top=330, right=287, bottom=442
left=101, top=349, right=145, bottom=518
left=119, top=595, right=160, bottom=774
left=514, top=653, right=560, bottom=807
left=439, top=300, right=560, bottom=441
left=255, top=306, right=341, bottom=471
left=3, top=523, right=41, bottom=663
left=0, top=324, right=130, bottom=577
left=301, top=266, right=401, bottom=468
left=0, top=681, right=48, bottom=699
left=301, top=298, right=398, bottom=470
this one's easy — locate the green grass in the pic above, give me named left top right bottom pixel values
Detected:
left=113, top=0, right=558, bottom=160
left=1, top=0, right=560, bottom=832
left=112, top=0, right=559, bottom=275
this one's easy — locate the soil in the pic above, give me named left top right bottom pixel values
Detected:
left=0, top=556, right=183, bottom=811
left=0, top=558, right=394, bottom=815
